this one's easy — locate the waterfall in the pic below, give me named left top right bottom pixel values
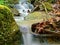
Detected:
left=14, top=0, right=34, bottom=45
left=14, top=0, right=34, bottom=20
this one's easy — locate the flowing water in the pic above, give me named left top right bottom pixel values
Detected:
left=14, top=0, right=35, bottom=45
left=14, top=0, right=49, bottom=45
left=14, top=0, right=34, bottom=20
left=14, top=0, right=60, bottom=45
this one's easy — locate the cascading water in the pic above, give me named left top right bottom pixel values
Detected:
left=14, top=0, right=50, bottom=45
left=14, top=0, right=34, bottom=20
left=14, top=0, right=60, bottom=45
left=14, top=0, right=34, bottom=45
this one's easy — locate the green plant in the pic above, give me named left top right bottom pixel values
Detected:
left=28, top=0, right=53, bottom=11
left=0, top=0, right=4, bottom=5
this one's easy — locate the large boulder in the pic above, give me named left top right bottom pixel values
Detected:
left=0, top=5, right=22, bottom=45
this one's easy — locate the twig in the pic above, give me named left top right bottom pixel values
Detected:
left=32, top=5, right=39, bottom=12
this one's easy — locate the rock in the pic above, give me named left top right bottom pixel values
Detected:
left=25, top=12, right=52, bottom=20
left=0, top=5, right=22, bottom=45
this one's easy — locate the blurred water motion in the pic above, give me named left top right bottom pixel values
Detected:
left=14, top=0, right=34, bottom=20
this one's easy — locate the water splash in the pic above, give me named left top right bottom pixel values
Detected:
left=14, top=0, right=34, bottom=20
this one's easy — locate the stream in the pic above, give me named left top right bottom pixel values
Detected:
left=14, top=0, right=49, bottom=45
left=14, top=0, right=36, bottom=45
left=14, top=0, right=43, bottom=45
left=14, top=0, right=60, bottom=45
left=14, top=0, right=34, bottom=20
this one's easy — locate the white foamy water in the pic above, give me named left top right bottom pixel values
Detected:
left=14, top=0, right=34, bottom=20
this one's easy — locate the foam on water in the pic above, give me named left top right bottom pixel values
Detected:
left=14, top=0, right=34, bottom=20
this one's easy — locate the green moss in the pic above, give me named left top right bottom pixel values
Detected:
left=0, top=5, right=22, bottom=45
left=43, top=2, right=53, bottom=11
left=25, top=12, right=52, bottom=20
left=0, top=0, right=4, bottom=5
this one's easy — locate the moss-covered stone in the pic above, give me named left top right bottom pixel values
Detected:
left=25, top=12, right=52, bottom=20
left=0, top=5, right=22, bottom=45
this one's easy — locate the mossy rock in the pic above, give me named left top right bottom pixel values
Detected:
left=25, top=12, right=52, bottom=20
left=0, top=5, right=22, bottom=45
